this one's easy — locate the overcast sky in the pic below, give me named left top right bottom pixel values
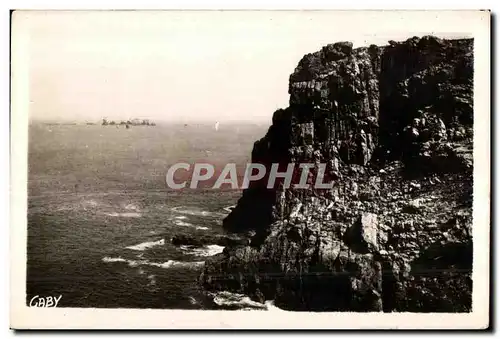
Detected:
left=15, top=11, right=471, bottom=123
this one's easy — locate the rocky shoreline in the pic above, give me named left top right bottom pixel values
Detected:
left=198, top=36, right=473, bottom=312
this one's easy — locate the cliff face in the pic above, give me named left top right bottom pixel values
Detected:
left=202, top=36, right=473, bottom=312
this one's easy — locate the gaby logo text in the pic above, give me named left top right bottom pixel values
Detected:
left=29, top=295, right=62, bottom=307
left=165, top=163, right=335, bottom=189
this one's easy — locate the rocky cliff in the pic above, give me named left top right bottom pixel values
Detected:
left=201, top=36, right=473, bottom=312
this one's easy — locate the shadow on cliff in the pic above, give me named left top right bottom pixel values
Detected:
left=222, top=108, right=294, bottom=234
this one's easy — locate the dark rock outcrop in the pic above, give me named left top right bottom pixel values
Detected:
left=201, top=36, right=473, bottom=312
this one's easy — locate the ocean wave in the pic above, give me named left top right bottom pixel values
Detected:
left=123, top=203, right=140, bottom=211
left=210, top=292, right=286, bottom=311
left=153, top=260, right=204, bottom=269
left=223, top=205, right=236, bottom=213
left=102, top=257, right=203, bottom=269
left=102, top=257, right=128, bottom=263
left=172, top=218, right=210, bottom=230
left=105, top=212, right=142, bottom=218
left=174, top=215, right=188, bottom=220
left=188, top=296, right=200, bottom=306
left=54, top=199, right=101, bottom=212
left=211, top=291, right=267, bottom=310
left=102, top=257, right=148, bottom=267
left=179, top=244, right=224, bottom=257
left=171, top=206, right=219, bottom=217
left=173, top=220, right=194, bottom=227
left=54, top=204, right=76, bottom=212
left=264, top=300, right=287, bottom=312
left=126, top=239, right=165, bottom=251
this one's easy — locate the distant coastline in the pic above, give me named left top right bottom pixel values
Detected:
left=101, top=118, right=156, bottom=126
left=31, top=120, right=271, bottom=128
left=36, top=119, right=157, bottom=127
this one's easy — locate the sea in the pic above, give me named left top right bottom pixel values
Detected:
left=27, top=121, right=279, bottom=310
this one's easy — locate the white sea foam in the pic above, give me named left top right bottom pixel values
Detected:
left=152, top=260, right=204, bottom=269
left=180, top=244, right=224, bottom=257
left=102, top=257, right=148, bottom=267
left=123, top=203, right=140, bottom=211
left=102, top=257, right=128, bottom=263
left=211, top=291, right=267, bottom=310
left=210, top=292, right=285, bottom=311
left=102, top=257, right=204, bottom=269
left=55, top=204, right=75, bottom=212
left=105, top=212, right=142, bottom=218
left=188, top=296, right=199, bottom=305
left=223, top=205, right=236, bottom=213
left=171, top=206, right=216, bottom=217
left=126, top=239, right=165, bottom=251
left=172, top=218, right=209, bottom=230
left=175, top=215, right=188, bottom=220
left=264, top=300, right=287, bottom=312
left=102, top=257, right=150, bottom=267
left=173, top=220, right=194, bottom=227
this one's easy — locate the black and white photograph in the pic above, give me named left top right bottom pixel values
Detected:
left=10, top=10, right=490, bottom=329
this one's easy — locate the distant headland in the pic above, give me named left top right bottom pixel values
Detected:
left=37, top=118, right=157, bottom=127
left=101, top=118, right=156, bottom=127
